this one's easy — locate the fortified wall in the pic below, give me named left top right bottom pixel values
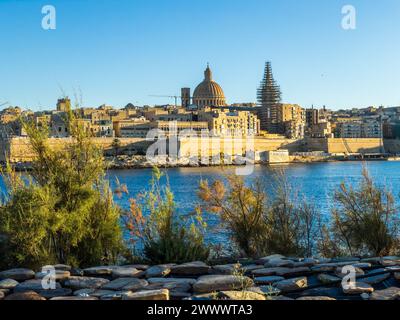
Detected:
left=2, top=137, right=152, bottom=163
left=1, top=136, right=399, bottom=163
left=305, top=138, right=386, bottom=154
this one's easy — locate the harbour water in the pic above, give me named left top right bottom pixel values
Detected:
left=1, top=161, right=399, bottom=246
left=107, top=161, right=400, bottom=245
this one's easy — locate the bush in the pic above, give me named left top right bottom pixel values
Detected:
left=124, top=167, right=209, bottom=264
left=321, top=167, right=400, bottom=257
left=198, top=175, right=267, bottom=257
left=263, top=174, right=320, bottom=257
left=198, top=172, right=320, bottom=258
left=0, top=112, right=124, bottom=269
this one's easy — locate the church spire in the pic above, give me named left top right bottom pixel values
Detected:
left=204, top=63, right=212, bottom=81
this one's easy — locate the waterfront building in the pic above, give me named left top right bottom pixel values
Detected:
left=275, top=103, right=306, bottom=139
left=198, top=107, right=260, bottom=136
left=336, top=120, right=382, bottom=138
left=113, top=117, right=149, bottom=137
left=119, top=121, right=209, bottom=138
left=56, top=98, right=71, bottom=113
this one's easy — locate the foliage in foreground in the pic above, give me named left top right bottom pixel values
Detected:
left=319, top=167, right=400, bottom=257
left=198, top=172, right=321, bottom=258
left=0, top=112, right=124, bottom=269
left=123, top=167, right=209, bottom=264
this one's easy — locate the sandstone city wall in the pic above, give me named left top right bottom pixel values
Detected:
left=1, top=136, right=399, bottom=163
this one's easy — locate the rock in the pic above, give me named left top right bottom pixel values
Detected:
left=212, top=264, right=240, bottom=275
left=145, top=265, right=173, bottom=278
left=5, top=291, right=46, bottom=300
left=83, top=266, right=114, bottom=276
left=111, top=266, right=143, bottom=278
left=54, top=264, right=72, bottom=271
left=317, top=273, right=341, bottom=284
left=218, top=291, right=266, bottom=300
left=257, top=254, right=286, bottom=264
left=361, top=293, right=370, bottom=300
left=185, top=293, right=216, bottom=300
left=241, top=264, right=264, bottom=274
left=383, top=256, right=400, bottom=261
left=300, top=258, right=319, bottom=266
left=254, top=276, right=284, bottom=285
left=301, top=287, right=342, bottom=298
left=146, top=281, right=192, bottom=293
left=370, top=287, right=400, bottom=300
left=335, top=266, right=364, bottom=278
left=0, top=289, right=10, bottom=297
left=254, top=286, right=281, bottom=296
left=0, top=291, right=4, bottom=300
left=293, top=260, right=317, bottom=268
left=170, top=291, right=192, bottom=300
left=360, top=257, right=382, bottom=264
left=122, top=289, right=169, bottom=300
left=275, top=267, right=311, bottom=277
left=332, top=257, right=360, bottom=263
left=362, top=273, right=390, bottom=285
left=297, top=296, right=336, bottom=300
left=342, top=282, right=374, bottom=295
left=365, top=268, right=386, bottom=275
left=193, top=275, right=254, bottom=293
left=40, top=288, right=73, bottom=299
left=63, top=276, right=109, bottom=290
left=125, top=264, right=149, bottom=271
left=274, top=277, right=308, bottom=292
left=271, top=295, right=295, bottom=300
left=252, top=267, right=291, bottom=277
left=73, top=288, right=96, bottom=296
left=395, top=272, right=400, bottom=280
left=385, top=266, right=400, bottom=272
left=0, top=278, right=19, bottom=290
left=86, top=290, right=115, bottom=298
left=147, top=277, right=196, bottom=285
left=380, top=259, right=400, bottom=267
left=351, top=263, right=372, bottom=269
left=0, top=268, right=35, bottom=281
left=35, top=270, right=70, bottom=281
left=102, top=278, right=148, bottom=291
left=14, top=279, right=61, bottom=293
left=100, top=291, right=130, bottom=300
left=50, top=296, right=98, bottom=300
left=170, top=261, right=210, bottom=276
left=311, top=261, right=360, bottom=272
left=70, top=268, right=84, bottom=276
left=264, top=259, right=295, bottom=268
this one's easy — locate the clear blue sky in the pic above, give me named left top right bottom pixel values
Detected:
left=0, top=0, right=399, bottom=110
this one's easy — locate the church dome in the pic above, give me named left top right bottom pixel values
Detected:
left=192, top=64, right=226, bottom=107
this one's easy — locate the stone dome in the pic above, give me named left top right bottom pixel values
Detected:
left=192, top=64, right=226, bottom=107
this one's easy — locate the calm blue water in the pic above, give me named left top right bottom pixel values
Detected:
left=106, top=161, right=400, bottom=244
left=1, top=161, right=399, bottom=245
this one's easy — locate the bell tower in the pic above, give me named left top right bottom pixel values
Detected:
left=181, top=87, right=191, bottom=108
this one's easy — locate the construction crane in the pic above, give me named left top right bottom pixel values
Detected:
left=149, top=95, right=180, bottom=107
left=149, top=94, right=224, bottom=108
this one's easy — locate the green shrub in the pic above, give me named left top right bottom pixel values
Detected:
left=321, top=167, right=400, bottom=257
left=0, top=111, right=124, bottom=269
left=124, top=167, right=209, bottom=264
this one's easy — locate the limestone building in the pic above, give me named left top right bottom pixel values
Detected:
left=182, top=64, right=226, bottom=108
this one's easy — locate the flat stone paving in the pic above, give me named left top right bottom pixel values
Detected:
left=1, top=256, right=400, bottom=300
